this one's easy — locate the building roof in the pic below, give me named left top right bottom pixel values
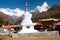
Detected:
left=2, top=25, right=20, bottom=29
left=55, top=22, right=60, bottom=25
left=39, top=18, right=59, bottom=21
left=2, top=25, right=11, bottom=29
left=34, top=22, right=43, bottom=26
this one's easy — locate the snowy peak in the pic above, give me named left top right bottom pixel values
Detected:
left=31, top=2, right=50, bottom=13
left=35, top=5, right=41, bottom=9
left=40, top=2, right=50, bottom=12
left=42, top=2, right=49, bottom=7
left=0, top=8, right=24, bottom=17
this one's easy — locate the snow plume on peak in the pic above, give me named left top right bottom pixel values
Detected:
left=31, top=2, right=50, bottom=13
left=0, top=8, right=24, bottom=17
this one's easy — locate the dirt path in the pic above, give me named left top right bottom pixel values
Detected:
left=0, top=35, right=60, bottom=40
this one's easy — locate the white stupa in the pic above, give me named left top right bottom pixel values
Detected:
left=18, top=3, right=39, bottom=34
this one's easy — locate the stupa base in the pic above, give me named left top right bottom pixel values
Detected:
left=18, top=26, right=40, bottom=34
left=18, top=30, right=39, bottom=34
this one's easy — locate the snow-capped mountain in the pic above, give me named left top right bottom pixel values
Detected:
left=0, top=8, right=24, bottom=17
left=31, top=2, right=50, bottom=13
left=0, top=2, right=50, bottom=18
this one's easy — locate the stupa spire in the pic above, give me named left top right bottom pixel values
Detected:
left=25, top=2, right=28, bottom=12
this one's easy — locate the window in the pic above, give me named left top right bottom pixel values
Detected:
left=26, top=26, right=30, bottom=28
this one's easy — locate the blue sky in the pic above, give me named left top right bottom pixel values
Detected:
left=0, top=0, right=60, bottom=11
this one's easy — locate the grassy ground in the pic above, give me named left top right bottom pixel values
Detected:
left=0, top=35, right=60, bottom=40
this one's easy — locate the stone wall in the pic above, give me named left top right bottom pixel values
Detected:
left=11, top=31, right=59, bottom=38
